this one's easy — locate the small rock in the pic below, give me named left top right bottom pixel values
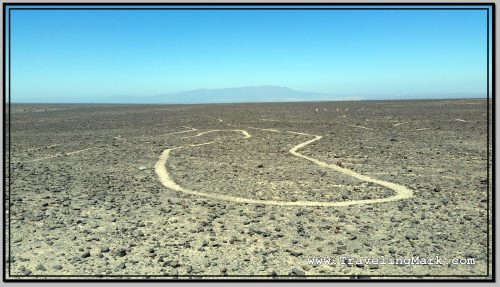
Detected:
left=81, top=251, right=91, bottom=258
left=139, top=166, right=147, bottom=170
left=187, top=265, right=193, bottom=273
left=433, top=187, right=441, bottom=192
left=36, top=264, right=46, bottom=271
left=289, top=250, right=303, bottom=257
left=291, top=268, right=305, bottom=276
left=116, top=248, right=127, bottom=257
left=52, top=265, right=63, bottom=270
left=405, top=233, right=418, bottom=241
left=117, top=262, right=126, bottom=269
left=464, top=252, right=476, bottom=259
left=256, top=164, right=264, bottom=168
left=101, top=246, right=110, bottom=253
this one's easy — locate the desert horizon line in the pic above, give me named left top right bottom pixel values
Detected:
left=8, top=85, right=489, bottom=105
left=9, top=97, right=488, bottom=106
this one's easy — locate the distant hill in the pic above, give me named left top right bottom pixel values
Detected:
left=144, top=85, right=343, bottom=104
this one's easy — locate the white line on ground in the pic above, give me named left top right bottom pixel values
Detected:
left=24, top=147, right=96, bottom=163
left=393, top=122, right=409, bottom=127
left=248, top=127, right=280, bottom=133
left=348, top=125, right=373, bottom=130
left=21, top=144, right=61, bottom=152
left=159, top=126, right=198, bottom=136
left=155, top=128, right=413, bottom=207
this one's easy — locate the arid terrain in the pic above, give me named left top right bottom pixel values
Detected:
left=5, top=99, right=492, bottom=279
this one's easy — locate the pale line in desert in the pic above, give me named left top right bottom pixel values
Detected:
left=288, top=131, right=314, bottom=136
left=247, top=127, right=280, bottom=133
left=348, top=125, right=373, bottom=130
left=393, top=122, right=409, bottom=127
left=155, top=129, right=413, bottom=207
left=21, top=144, right=61, bottom=152
left=183, top=129, right=251, bottom=139
left=24, top=147, right=95, bottom=163
left=159, top=126, right=198, bottom=136
left=455, top=118, right=469, bottom=122
left=412, top=128, right=431, bottom=131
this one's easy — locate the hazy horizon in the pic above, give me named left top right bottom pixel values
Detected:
left=8, top=85, right=489, bottom=104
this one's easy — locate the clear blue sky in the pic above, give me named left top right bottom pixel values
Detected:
left=7, top=5, right=492, bottom=103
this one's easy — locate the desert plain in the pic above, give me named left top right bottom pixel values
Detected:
left=4, top=99, right=493, bottom=279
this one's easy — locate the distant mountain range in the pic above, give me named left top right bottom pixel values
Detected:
left=130, top=86, right=486, bottom=104
left=12, top=86, right=487, bottom=104
left=142, top=85, right=345, bottom=104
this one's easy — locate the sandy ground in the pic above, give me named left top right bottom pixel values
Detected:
left=5, top=99, right=492, bottom=280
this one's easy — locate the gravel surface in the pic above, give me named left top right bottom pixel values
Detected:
left=6, top=99, right=492, bottom=279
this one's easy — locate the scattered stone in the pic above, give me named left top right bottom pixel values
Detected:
left=464, top=252, right=476, bottom=259
left=81, top=251, right=91, bottom=258
left=138, top=166, right=147, bottom=170
left=117, top=262, right=126, bottom=269
left=289, top=250, right=303, bottom=257
left=405, top=233, right=418, bottom=241
left=52, top=265, right=63, bottom=270
left=101, top=246, right=110, bottom=253
left=36, top=264, right=46, bottom=271
left=116, top=248, right=127, bottom=257
left=291, top=268, right=305, bottom=276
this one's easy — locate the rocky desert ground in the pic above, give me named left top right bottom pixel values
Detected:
left=4, top=99, right=492, bottom=279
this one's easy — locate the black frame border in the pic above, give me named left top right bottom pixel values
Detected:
left=2, top=2, right=495, bottom=283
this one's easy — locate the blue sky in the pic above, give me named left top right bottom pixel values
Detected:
left=6, top=5, right=492, bottom=103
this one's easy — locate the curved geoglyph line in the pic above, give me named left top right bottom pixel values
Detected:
left=155, top=128, right=413, bottom=207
